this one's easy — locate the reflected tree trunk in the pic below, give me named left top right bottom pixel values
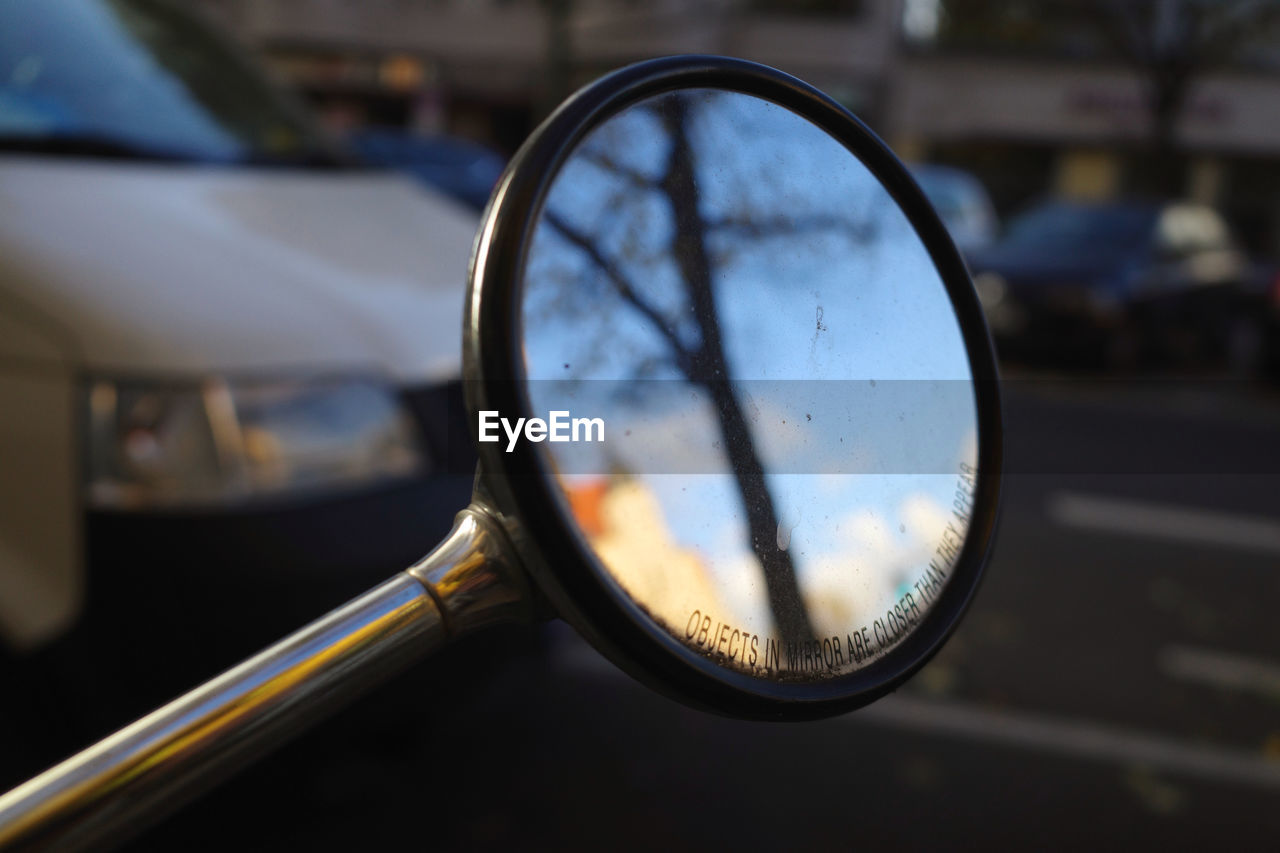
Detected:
left=543, top=93, right=821, bottom=646
left=658, top=98, right=818, bottom=647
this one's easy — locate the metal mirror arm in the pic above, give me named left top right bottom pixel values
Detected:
left=0, top=508, right=530, bottom=852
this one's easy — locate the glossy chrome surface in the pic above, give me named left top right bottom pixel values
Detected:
left=408, top=507, right=531, bottom=636
left=0, top=509, right=529, bottom=851
left=521, top=88, right=981, bottom=682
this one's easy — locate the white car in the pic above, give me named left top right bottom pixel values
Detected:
left=909, top=163, right=999, bottom=254
left=0, top=0, right=479, bottom=703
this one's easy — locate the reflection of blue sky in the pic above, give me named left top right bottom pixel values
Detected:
left=690, top=96, right=972, bottom=383
left=524, top=105, right=686, bottom=380
left=524, top=90, right=979, bottom=654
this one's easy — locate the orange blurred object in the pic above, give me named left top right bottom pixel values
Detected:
left=565, top=478, right=610, bottom=538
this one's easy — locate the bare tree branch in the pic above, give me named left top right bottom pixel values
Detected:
left=705, top=212, right=876, bottom=243
left=577, top=146, right=663, bottom=193
left=542, top=209, right=695, bottom=374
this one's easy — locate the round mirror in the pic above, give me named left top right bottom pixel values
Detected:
left=468, top=57, right=1001, bottom=718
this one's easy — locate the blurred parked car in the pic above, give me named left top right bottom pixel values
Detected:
left=349, top=129, right=506, bottom=211
left=1255, top=262, right=1280, bottom=378
left=909, top=163, right=999, bottom=253
left=966, top=198, right=1255, bottom=368
left=0, top=0, right=479, bottom=756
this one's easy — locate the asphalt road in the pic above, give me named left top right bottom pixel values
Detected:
left=22, top=371, right=1280, bottom=850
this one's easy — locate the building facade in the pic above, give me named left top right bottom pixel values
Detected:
left=199, top=0, right=1280, bottom=254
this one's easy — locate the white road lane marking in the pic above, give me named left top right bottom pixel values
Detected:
left=1046, top=491, right=1280, bottom=555
left=855, top=695, right=1280, bottom=790
left=554, top=633, right=1280, bottom=790
left=1159, top=644, right=1280, bottom=698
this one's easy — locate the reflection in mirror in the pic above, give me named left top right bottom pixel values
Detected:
left=521, top=89, right=978, bottom=682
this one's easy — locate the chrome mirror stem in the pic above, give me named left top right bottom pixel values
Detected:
left=0, top=508, right=529, bottom=852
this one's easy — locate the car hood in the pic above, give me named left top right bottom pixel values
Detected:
left=0, top=157, right=481, bottom=383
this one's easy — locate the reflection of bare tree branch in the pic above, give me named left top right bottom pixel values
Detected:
left=706, top=213, right=876, bottom=244
left=578, top=146, right=661, bottom=192
left=543, top=210, right=694, bottom=375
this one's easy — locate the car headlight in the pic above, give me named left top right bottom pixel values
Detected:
left=85, top=376, right=426, bottom=509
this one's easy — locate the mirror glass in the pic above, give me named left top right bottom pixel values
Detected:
left=517, top=89, right=979, bottom=682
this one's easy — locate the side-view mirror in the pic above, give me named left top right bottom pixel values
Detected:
left=0, top=56, right=1001, bottom=850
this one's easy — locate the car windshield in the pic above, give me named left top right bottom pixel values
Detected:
left=1001, top=201, right=1158, bottom=256
left=912, top=169, right=975, bottom=220
left=0, top=0, right=336, bottom=164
